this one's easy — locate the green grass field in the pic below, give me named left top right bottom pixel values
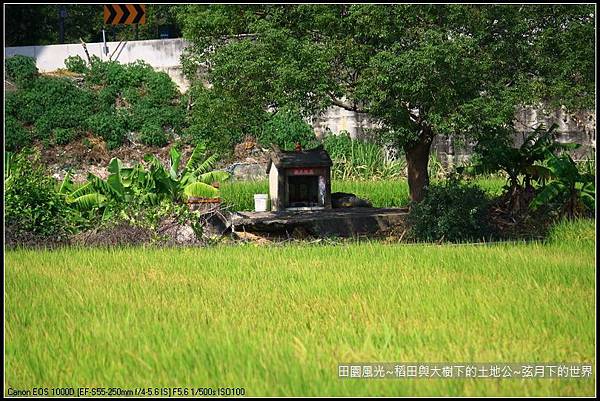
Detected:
left=5, top=219, right=595, bottom=396
left=220, top=177, right=506, bottom=211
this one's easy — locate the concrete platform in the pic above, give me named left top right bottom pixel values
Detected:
left=231, top=207, right=409, bottom=237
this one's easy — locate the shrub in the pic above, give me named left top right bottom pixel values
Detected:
left=142, top=71, right=180, bottom=106
left=5, top=115, right=32, bottom=152
left=139, top=123, right=168, bottom=147
left=530, top=153, right=595, bottom=219
left=96, top=85, right=120, bottom=112
left=86, top=112, right=127, bottom=149
left=408, top=178, right=494, bottom=242
left=9, top=76, right=95, bottom=143
left=5, top=150, right=75, bottom=243
left=53, top=127, right=79, bottom=145
left=259, top=107, right=319, bottom=151
left=6, top=57, right=184, bottom=152
left=86, top=57, right=127, bottom=87
left=64, top=55, right=87, bottom=73
left=5, top=55, right=38, bottom=86
left=83, top=58, right=183, bottom=148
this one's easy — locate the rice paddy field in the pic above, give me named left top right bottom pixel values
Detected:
left=5, top=219, right=596, bottom=396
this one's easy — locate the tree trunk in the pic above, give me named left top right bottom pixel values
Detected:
left=404, top=125, right=434, bottom=203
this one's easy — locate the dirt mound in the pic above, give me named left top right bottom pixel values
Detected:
left=39, top=135, right=201, bottom=183
left=4, top=223, right=71, bottom=249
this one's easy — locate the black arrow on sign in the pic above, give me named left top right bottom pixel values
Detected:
left=119, top=5, right=131, bottom=25
left=105, top=4, right=117, bottom=25
left=132, top=4, right=145, bottom=24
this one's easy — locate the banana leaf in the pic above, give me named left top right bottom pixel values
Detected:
left=57, top=172, right=73, bottom=194
left=68, top=193, right=107, bottom=211
left=87, top=173, right=123, bottom=200
left=530, top=181, right=564, bottom=211
left=185, top=142, right=207, bottom=172
left=169, top=146, right=182, bottom=181
left=183, top=182, right=220, bottom=199
left=193, top=153, right=219, bottom=175
left=65, top=180, right=97, bottom=202
left=106, top=158, right=126, bottom=196
left=198, top=171, right=231, bottom=184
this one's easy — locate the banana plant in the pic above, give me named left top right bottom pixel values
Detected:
left=59, top=143, right=230, bottom=219
left=144, top=143, right=230, bottom=202
left=469, top=124, right=571, bottom=189
left=530, top=153, right=595, bottom=219
left=467, top=123, right=583, bottom=214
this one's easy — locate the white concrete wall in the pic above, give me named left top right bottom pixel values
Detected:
left=5, top=38, right=192, bottom=91
left=5, top=38, right=189, bottom=71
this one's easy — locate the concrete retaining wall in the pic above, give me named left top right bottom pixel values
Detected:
left=5, top=38, right=191, bottom=91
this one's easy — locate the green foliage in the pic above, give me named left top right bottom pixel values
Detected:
left=408, top=178, right=494, bottom=242
left=53, top=128, right=79, bottom=145
left=58, top=143, right=230, bottom=227
left=259, top=108, right=319, bottom=151
left=64, top=55, right=88, bottom=73
left=86, top=59, right=184, bottom=147
left=184, top=83, right=268, bottom=152
left=139, top=124, right=169, bottom=147
left=4, top=150, right=75, bottom=240
left=183, top=181, right=220, bottom=199
left=5, top=115, right=32, bottom=152
left=469, top=124, right=569, bottom=189
left=8, top=76, right=96, bottom=146
left=86, top=57, right=130, bottom=87
left=6, top=56, right=185, bottom=150
left=5, top=55, right=38, bottom=87
left=468, top=123, right=592, bottom=219
left=179, top=4, right=595, bottom=200
left=323, top=131, right=406, bottom=180
left=86, top=112, right=127, bottom=150
left=530, top=153, right=595, bottom=219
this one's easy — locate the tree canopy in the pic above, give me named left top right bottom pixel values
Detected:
left=177, top=4, right=595, bottom=201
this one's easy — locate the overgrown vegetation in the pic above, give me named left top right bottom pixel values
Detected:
left=183, top=83, right=268, bottom=152
left=4, top=143, right=230, bottom=247
left=5, top=55, right=185, bottom=151
left=5, top=54, right=39, bottom=86
left=468, top=124, right=595, bottom=229
left=64, top=55, right=88, bottom=73
left=408, top=177, right=494, bottom=242
left=4, top=151, right=76, bottom=246
left=259, top=107, right=320, bottom=151
left=323, top=131, right=406, bottom=180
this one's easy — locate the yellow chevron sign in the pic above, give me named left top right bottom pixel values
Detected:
left=104, top=4, right=146, bottom=25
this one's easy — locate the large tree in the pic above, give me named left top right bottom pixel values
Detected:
left=177, top=4, right=595, bottom=201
